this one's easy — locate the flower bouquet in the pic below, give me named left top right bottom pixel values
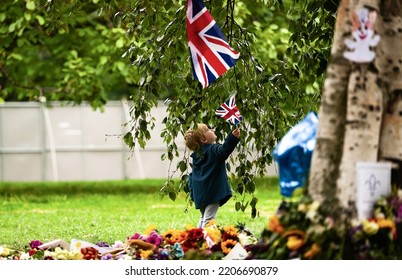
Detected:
left=0, top=222, right=257, bottom=260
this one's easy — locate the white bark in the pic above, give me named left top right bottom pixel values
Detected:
left=308, top=0, right=402, bottom=216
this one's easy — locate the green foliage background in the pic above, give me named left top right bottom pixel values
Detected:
left=0, top=0, right=339, bottom=214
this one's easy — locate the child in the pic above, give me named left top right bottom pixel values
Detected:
left=184, top=123, right=240, bottom=228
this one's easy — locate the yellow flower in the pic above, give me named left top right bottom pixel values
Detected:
left=221, top=239, right=237, bottom=254
left=140, top=249, right=153, bottom=260
left=362, top=220, right=379, bottom=235
left=304, top=243, right=321, bottom=259
left=0, top=246, right=11, bottom=257
left=283, top=230, right=305, bottom=251
left=286, top=236, right=305, bottom=251
left=144, top=224, right=157, bottom=235
left=185, top=224, right=196, bottom=230
left=204, top=227, right=222, bottom=244
left=200, top=241, right=209, bottom=250
left=205, top=220, right=216, bottom=228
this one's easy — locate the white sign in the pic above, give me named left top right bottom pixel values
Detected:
left=356, top=161, right=392, bottom=221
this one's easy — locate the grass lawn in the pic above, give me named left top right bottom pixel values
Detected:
left=0, top=177, right=282, bottom=249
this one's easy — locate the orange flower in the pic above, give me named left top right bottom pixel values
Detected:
left=377, top=218, right=395, bottom=230
left=179, top=230, right=189, bottom=241
left=163, top=229, right=188, bottom=245
left=377, top=218, right=397, bottom=239
left=283, top=230, right=306, bottom=251
left=223, top=225, right=238, bottom=237
left=283, top=229, right=305, bottom=239
left=268, top=215, right=284, bottom=233
left=304, top=243, right=321, bottom=259
left=221, top=239, right=237, bottom=254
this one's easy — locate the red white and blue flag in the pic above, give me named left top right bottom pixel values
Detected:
left=186, top=0, right=240, bottom=88
left=215, top=96, right=243, bottom=125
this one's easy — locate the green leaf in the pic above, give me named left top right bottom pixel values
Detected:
left=99, top=56, right=108, bottom=65
left=115, top=38, right=125, bottom=48
left=123, top=132, right=133, bottom=148
left=26, top=1, right=36, bottom=10
left=169, top=191, right=176, bottom=201
left=178, top=160, right=187, bottom=172
left=35, top=15, right=45, bottom=25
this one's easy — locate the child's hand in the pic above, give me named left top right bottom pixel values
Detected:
left=232, top=128, right=240, bottom=138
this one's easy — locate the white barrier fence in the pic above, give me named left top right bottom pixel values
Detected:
left=0, top=100, right=184, bottom=181
left=0, top=101, right=277, bottom=182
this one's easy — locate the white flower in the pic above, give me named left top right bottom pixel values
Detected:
left=68, top=249, right=83, bottom=260
left=118, top=254, right=132, bottom=260
left=351, top=219, right=361, bottom=227
left=306, top=210, right=317, bottom=221
left=112, top=241, right=124, bottom=248
left=398, top=189, right=402, bottom=199
left=238, top=232, right=258, bottom=246
left=44, top=250, right=53, bottom=258
left=19, top=252, right=31, bottom=260
left=309, top=201, right=320, bottom=211
left=306, top=201, right=321, bottom=221
left=297, top=204, right=307, bottom=212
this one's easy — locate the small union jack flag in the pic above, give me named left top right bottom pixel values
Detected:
left=186, top=0, right=240, bottom=88
left=215, top=96, right=243, bottom=125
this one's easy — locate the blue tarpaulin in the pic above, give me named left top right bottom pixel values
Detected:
left=273, top=112, right=318, bottom=197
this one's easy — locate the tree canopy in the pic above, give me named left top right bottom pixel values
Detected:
left=0, top=0, right=338, bottom=216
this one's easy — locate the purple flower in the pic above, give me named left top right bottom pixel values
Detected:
left=29, top=240, right=43, bottom=249
left=130, top=233, right=147, bottom=241
left=146, top=232, right=162, bottom=246
left=101, top=253, right=113, bottom=260
left=157, top=248, right=170, bottom=260
left=96, top=242, right=110, bottom=248
left=396, top=205, right=402, bottom=222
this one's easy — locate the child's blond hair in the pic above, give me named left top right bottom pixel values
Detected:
left=184, top=123, right=209, bottom=151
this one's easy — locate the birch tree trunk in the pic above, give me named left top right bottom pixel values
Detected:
left=308, top=0, right=402, bottom=219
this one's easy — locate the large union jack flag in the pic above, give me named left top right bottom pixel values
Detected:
left=186, top=0, right=240, bottom=88
left=215, top=96, right=243, bottom=125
